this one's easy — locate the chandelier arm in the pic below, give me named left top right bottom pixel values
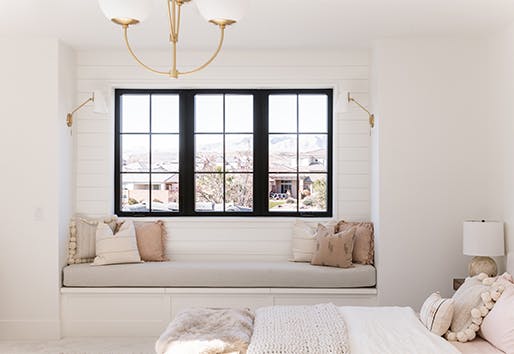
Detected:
left=178, top=25, right=226, bottom=76
left=122, top=26, right=169, bottom=75
left=176, top=3, right=182, bottom=39
left=167, top=0, right=176, bottom=41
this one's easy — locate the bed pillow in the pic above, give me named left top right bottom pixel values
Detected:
left=290, top=221, right=336, bottom=262
left=310, top=227, right=355, bottom=268
left=92, top=220, right=141, bottom=266
left=67, top=215, right=118, bottom=264
left=134, top=220, right=169, bottom=262
left=336, top=221, right=374, bottom=265
left=479, top=277, right=514, bottom=354
left=419, top=292, right=454, bottom=336
left=446, top=274, right=505, bottom=343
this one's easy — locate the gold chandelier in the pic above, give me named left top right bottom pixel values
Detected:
left=98, top=0, right=247, bottom=78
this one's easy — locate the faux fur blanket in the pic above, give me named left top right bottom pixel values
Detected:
left=247, top=303, right=350, bottom=354
left=155, top=307, right=254, bottom=354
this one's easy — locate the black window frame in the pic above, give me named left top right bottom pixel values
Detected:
left=115, top=88, right=333, bottom=217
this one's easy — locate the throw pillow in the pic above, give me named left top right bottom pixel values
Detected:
left=336, top=220, right=374, bottom=265
left=290, top=220, right=317, bottom=262
left=68, top=215, right=118, bottom=264
left=134, top=220, right=169, bottom=262
left=290, top=220, right=336, bottom=262
left=446, top=273, right=505, bottom=343
left=419, top=292, right=454, bottom=336
left=479, top=276, right=514, bottom=354
left=310, top=228, right=355, bottom=268
left=92, top=220, right=141, bottom=266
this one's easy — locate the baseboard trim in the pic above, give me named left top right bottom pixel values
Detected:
left=0, top=320, right=60, bottom=340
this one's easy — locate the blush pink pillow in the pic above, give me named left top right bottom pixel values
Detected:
left=480, top=283, right=514, bottom=354
left=134, top=220, right=169, bottom=262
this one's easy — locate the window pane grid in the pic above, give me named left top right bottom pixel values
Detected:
left=116, top=89, right=331, bottom=217
left=194, top=94, right=254, bottom=212
left=268, top=94, right=328, bottom=213
left=119, top=93, right=180, bottom=213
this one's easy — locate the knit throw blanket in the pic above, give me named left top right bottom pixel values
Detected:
left=247, top=303, right=350, bottom=354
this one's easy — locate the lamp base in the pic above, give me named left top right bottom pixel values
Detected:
left=468, top=256, right=498, bottom=277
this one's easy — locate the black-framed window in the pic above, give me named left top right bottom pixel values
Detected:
left=115, top=89, right=333, bottom=217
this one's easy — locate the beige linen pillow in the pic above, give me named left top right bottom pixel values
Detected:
left=134, top=220, right=169, bottom=262
left=446, top=274, right=505, bottom=343
left=68, top=215, right=117, bottom=264
left=419, top=292, right=454, bottom=336
left=310, top=228, right=355, bottom=268
left=290, top=221, right=336, bottom=262
left=290, top=220, right=317, bottom=262
left=336, top=220, right=374, bottom=265
left=92, top=220, right=141, bottom=266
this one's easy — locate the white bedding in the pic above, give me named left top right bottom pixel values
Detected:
left=339, top=306, right=461, bottom=354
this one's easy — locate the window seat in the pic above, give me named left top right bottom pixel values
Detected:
left=62, top=261, right=376, bottom=288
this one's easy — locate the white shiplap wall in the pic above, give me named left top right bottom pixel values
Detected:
left=74, top=49, right=371, bottom=261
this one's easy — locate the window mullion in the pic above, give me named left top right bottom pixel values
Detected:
left=180, top=92, right=195, bottom=215
left=114, top=91, right=122, bottom=215
left=253, top=92, right=268, bottom=216
left=327, top=91, right=334, bottom=219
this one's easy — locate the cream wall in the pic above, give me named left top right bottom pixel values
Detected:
left=0, top=38, right=74, bottom=339
left=371, top=38, right=504, bottom=309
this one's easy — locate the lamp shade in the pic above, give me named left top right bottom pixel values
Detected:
left=463, top=220, right=505, bottom=257
left=335, top=91, right=350, bottom=113
left=98, top=0, right=156, bottom=23
left=93, top=90, right=108, bottom=114
left=195, top=0, right=248, bottom=22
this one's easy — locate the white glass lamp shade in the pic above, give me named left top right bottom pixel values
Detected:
left=195, top=0, right=248, bottom=23
left=463, top=220, right=505, bottom=257
left=335, top=91, right=350, bottom=113
left=98, top=0, right=156, bottom=24
left=93, top=90, right=108, bottom=114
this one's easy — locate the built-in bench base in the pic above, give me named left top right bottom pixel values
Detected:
left=61, top=287, right=378, bottom=337
left=63, top=261, right=376, bottom=288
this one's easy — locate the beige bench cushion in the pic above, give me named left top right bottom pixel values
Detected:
left=63, top=261, right=376, bottom=288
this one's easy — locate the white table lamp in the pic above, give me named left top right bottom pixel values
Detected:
left=463, top=220, right=504, bottom=277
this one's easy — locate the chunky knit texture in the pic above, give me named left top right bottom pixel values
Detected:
left=248, top=303, right=349, bottom=354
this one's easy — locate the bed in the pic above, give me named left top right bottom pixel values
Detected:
left=157, top=304, right=506, bottom=354
left=157, top=263, right=514, bottom=354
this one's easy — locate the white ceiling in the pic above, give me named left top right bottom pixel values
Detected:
left=1, top=0, right=514, bottom=50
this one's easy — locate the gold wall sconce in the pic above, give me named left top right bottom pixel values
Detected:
left=66, top=90, right=108, bottom=128
left=336, top=91, right=375, bottom=129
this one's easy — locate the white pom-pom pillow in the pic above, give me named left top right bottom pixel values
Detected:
left=446, top=273, right=505, bottom=343
left=420, top=292, right=454, bottom=336
left=68, top=215, right=118, bottom=264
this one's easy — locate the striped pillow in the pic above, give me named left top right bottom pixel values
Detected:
left=92, top=220, right=141, bottom=266
left=420, top=292, right=454, bottom=336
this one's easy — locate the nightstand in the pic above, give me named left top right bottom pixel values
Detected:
left=453, top=278, right=465, bottom=291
